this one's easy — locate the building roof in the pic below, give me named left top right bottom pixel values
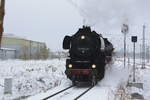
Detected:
left=3, top=33, right=25, bottom=39
left=2, top=33, right=46, bottom=45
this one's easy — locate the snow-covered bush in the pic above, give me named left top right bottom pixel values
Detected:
left=0, top=59, right=67, bottom=99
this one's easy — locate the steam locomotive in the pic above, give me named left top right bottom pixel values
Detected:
left=63, top=26, right=113, bottom=86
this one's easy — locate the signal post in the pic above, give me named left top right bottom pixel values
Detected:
left=121, top=24, right=129, bottom=68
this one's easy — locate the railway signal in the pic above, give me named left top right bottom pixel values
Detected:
left=121, top=24, right=129, bottom=68
left=131, top=36, right=137, bottom=82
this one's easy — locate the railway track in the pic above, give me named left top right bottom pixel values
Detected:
left=42, top=85, right=94, bottom=100
left=42, top=85, right=74, bottom=100
left=74, top=86, right=94, bottom=100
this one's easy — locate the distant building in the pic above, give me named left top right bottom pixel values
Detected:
left=0, top=33, right=49, bottom=60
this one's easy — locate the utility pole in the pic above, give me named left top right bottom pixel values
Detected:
left=140, top=44, right=142, bottom=64
left=30, top=40, right=32, bottom=59
left=38, top=42, right=41, bottom=60
left=146, top=46, right=149, bottom=63
left=0, top=0, right=5, bottom=47
left=124, top=34, right=126, bottom=67
left=142, top=25, right=146, bottom=69
left=127, top=45, right=130, bottom=66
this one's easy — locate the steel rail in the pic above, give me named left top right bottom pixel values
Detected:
left=74, top=86, right=94, bottom=100
left=42, top=85, right=74, bottom=100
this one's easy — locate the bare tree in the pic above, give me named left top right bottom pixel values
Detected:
left=0, top=0, right=5, bottom=46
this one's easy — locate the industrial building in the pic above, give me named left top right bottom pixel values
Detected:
left=0, top=34, right=49, bottom=60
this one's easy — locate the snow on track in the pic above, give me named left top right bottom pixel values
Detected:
left=49, top=87, right=90, bottom=100
left=79, top=61, right=131, bottom=100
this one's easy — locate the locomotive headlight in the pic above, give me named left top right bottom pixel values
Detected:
left=68, top=64, right=73, bottom=68
left=92, top=64, right=96, bottom=69
left=81, top=35, right=85, bottom=40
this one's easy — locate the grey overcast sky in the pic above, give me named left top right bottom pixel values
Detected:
left=4, top=0, right=83, bottom=51
left=4, top=0, right=150, bottom=52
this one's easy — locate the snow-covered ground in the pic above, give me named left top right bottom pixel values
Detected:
left=143, top=67, right=150, bottom=99
left=28, top=58, right=131, bottom=100
left=117, top=57, right=150, bottom=100
left=0, top=58, right=150, bottom=100
left=0, top=59, right=68, bottom=100
left=128, top=62, right=150, bottom=100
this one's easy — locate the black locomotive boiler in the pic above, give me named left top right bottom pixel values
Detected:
left=63, top=26, right=113, bottom=86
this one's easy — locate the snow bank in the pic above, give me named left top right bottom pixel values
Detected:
left=0, top=59, right=67, bottom=100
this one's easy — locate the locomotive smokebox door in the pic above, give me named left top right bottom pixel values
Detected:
left=131, top=36, right=137, bottom=42
left=63, top=36, right=71, bottom=49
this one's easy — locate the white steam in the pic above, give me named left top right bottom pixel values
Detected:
left=67, top=0, right=150, bottom=34
left=67, top=0, right=150, bottom=51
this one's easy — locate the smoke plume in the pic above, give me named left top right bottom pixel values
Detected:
left=68, top=0, right=150, bottom=34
